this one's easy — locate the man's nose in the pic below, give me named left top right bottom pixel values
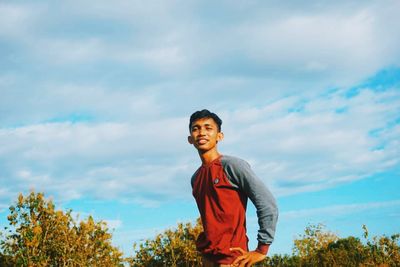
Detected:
left=199, top=128, right=206, bottom=135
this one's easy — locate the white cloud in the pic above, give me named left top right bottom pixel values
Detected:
left=281, top=199, right=400, bottom=220
left=0, top=84, right=164, bottom=125
left=37, top=38, right=106, bottom=64
left=0, top=3, right=41, bottom=39
left=0, top=1, right=399, bottom=209
left=0, top=1, right=193, bottom=73
left=236, top=3, right=400, bottom=86
left=1, top=85, right=399, bottom=208
left=2, top=1, right=399, bottom=84
left=221, top=88, right=400, bottom=195
left=0, top=117, right=194, bottom=205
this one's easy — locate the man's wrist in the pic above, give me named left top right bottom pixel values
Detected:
left=255, top=242, right=270, bottom=255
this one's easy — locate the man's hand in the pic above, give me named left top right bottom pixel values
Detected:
left=230, top=247, right=266, bottom=267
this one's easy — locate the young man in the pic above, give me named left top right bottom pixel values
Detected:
left=188, top=109, right=278, bottom=267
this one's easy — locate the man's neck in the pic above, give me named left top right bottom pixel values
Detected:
left=199, top=149, right=221, bottom=165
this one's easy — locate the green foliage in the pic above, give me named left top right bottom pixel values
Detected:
left=128, top=218, right=203, bottom=267
left=0, top=251, right=14, bottom=267
left=361, top=224, right=400, bottom=266
left=263, top=254, right=300, bottom=267
left=293, top=223, right=339, bottom=258
left=0, top=192, right=125, bottom=267
left=128, top=221, right=399, bottom=267
left=261, top=224, right=400, bottom=267
left=1, top=192, right=399, bottom=267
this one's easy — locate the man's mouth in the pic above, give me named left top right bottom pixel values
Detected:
left=197, top=138, right=208, bottom=145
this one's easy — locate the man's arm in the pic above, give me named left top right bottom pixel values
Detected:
left=222, top=156, right=278, bottom=265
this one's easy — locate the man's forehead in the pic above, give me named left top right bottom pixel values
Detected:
left=192, top=117, right=217, bottom=126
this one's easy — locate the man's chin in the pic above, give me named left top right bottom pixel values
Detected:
left=196, top=146, right=210, bottom=153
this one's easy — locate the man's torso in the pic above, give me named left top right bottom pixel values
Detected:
left=192, top=155, right=249, bottom=265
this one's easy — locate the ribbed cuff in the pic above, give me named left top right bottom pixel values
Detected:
left=255, top=242, right=270, bottom=255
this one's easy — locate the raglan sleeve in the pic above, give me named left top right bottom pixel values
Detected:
left=224, top=157, right=278, bottom=253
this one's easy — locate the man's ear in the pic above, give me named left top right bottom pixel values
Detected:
left=188, top=135, right=194, bottom=144
left=217, top=132, right=224, bottom=142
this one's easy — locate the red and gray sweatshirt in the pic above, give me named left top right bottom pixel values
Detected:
left=191, top=155, right=278, bottom=265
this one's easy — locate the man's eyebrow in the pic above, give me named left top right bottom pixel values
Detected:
left=191, top=123, right=214, bottom=129
left=193, top=123, right=213, bottom=127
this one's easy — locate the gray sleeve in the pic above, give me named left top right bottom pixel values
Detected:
left=222, top=156, right=278, bottom=244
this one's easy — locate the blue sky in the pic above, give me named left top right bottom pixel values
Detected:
left=1, top=0, right=399, bottom=257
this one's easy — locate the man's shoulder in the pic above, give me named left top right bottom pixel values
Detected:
left=220, top=155, right=253, bottom=188
left=191, top=166, right=201, bottom=177
left=191, top=165, right=202, bottom=176
left=190, top=166, right=201, bottom=188
left=221, top=155, right=250, bottom=169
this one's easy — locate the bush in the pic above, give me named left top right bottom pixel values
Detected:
left=2, top=192, right=399, bottom=267
left=128, top=218, right=203, bottom=267
left=0, top=192, right=124, bottom=266
left=263, top=224, right=400, bottom=267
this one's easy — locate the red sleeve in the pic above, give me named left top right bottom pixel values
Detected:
left=256, top=242, right=270, bottom=255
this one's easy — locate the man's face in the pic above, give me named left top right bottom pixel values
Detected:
left=188, top=117, right=224, bottom=152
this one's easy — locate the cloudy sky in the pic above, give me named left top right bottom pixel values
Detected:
left=1, top=0, right=399, bottom=256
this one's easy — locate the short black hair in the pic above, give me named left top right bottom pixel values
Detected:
left=189, top=109, right=222, bottom=132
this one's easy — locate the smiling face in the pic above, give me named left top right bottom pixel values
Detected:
left=188, top=117, right=224, bottom=153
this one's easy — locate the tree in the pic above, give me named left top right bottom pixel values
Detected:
left=263, top=224, right=400, bottom=267
left=293, top=223, right=339, bottom=259
left=128, top=218, right=203, bottom=267
left=361, top=225, right=400, bottom=266
left=128, top=220, right=399, bottom=267
left=0, top=191, right=124, bottom=266
left=4, top=192, right=397, bottom=267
